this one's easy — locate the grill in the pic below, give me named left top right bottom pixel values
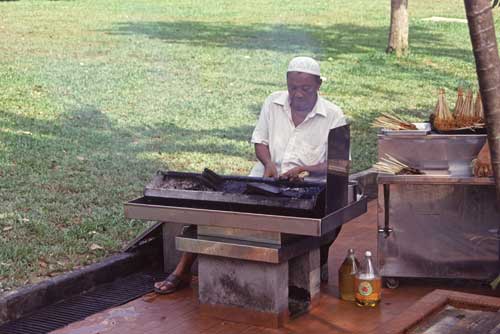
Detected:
left=141, top=170, right=327, bottom=217
left=124, top=125, right=368, bottom=327
left=0, top=271, right=164, bottom=334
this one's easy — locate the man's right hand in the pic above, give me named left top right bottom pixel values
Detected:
left=263, top=163, right=279, bottom=178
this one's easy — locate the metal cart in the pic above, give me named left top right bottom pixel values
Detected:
left=377, top=133, right=499, bottom=287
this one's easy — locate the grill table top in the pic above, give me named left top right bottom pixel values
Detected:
left=124, top=195, right=367, bottom=237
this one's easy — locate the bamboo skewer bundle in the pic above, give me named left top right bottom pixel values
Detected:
left=429, top=88, right=485, bottom=132
left=456, top=89, right=475, bottom=127
left=453, top=87, right=465, bottom=119
left=474, top=91, right=485, bottom=123
left=373, top=154, right=424, bottom=175
left=433, top=88, right=455, bottom=130
left=372, top=113, right=417, bottom=130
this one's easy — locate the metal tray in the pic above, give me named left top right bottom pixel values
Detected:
left=381, top=122, right=431, bottom=136
left=124, top=194, right=368, bottom=237
left=432, top=127, right=487, bottom=135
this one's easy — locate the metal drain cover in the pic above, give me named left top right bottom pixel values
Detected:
left=0, top=271, right=165, bottom=334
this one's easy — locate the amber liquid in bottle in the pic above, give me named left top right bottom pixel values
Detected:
left=355, top=251, right=381, bottom=307
left=338, top=248, right=360, bottom=301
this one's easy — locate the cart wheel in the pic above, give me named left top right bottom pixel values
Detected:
left=384, top=277, right=400, bottom=289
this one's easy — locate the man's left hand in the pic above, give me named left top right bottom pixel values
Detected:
left=472, top=158, right=493, bottom=177
left=280, top=166, right=309, bottom=181
left=473, top=142, right=493, bottom=177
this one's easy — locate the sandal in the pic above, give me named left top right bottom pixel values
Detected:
left=154, top=274, right=191, bottom=295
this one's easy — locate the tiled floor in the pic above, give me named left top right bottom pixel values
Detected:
left=51, top=201, right=499, bottom=334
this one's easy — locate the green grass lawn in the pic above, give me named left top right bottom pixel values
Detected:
left=0, top=0, right=496, bottom=292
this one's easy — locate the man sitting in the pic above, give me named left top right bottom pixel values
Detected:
left=154, top=56, right=347, bottom=294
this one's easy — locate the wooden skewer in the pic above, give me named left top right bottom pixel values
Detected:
left=381, top=157, right=405, bottom=168
left=372, top=115, right=417, bottom=130
left=385, top=154, right=409, bottom=168
left=381, top=113, right=415, bottom=127
left=373, top=164, right=400, bottom=174
left=373, top=154, right=423, bottom=175
left=375, top=162, right=398, bottom=170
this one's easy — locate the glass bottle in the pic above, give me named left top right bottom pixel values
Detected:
left=355, top=250, right=381, bottom=307
left=338, top=248, right=360, bottom=301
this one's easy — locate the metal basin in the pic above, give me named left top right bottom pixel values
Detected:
left=378, top=133, right=486, bottom=176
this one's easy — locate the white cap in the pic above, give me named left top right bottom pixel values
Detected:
left=287, top=56, right=321, bottom=76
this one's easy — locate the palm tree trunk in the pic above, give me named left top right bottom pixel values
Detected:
left=464, top=0, right=500, bottom=203
left=387, top=0, right=409, bottom=56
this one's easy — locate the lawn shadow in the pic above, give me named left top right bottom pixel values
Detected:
left=127, top=120, right=255, bottom=158
left=106, top=21, right=321, bottom=55
left=105, top=21, right=473, bottom=102
left=105, top=21, right=472, bottom=63
left=67, top=104, right=113, bottom=130
left=0, top=104, right=256, bottom=278
left=0, top=105, right=255, bottom=175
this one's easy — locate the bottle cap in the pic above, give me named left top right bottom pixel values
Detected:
left=348, top=248, right=354, bottom=253
left=365, top=250, right=372, bottom=257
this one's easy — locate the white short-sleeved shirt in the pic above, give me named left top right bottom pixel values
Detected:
left=250, top=91, right=347, bottom=177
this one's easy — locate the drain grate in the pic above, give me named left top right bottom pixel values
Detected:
left=0, top=271, right=165, bottom=334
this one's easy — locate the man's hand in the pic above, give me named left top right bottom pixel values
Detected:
left=473, top=158, right=493, bottom=177
left=473, top=142, right=493, bottom=177
left=280, top=166, right=308, bottom=181
left=255, top=143, right=278, bottom=178
left=263, top=163, right=279, bottom=178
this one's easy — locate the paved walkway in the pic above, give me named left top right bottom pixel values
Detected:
left=52, top=201, right=499, bottom=334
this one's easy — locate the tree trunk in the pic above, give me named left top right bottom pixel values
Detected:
left=464, top=0, right=500, bottom=203
left=387, top=0, right=409, bottom=56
